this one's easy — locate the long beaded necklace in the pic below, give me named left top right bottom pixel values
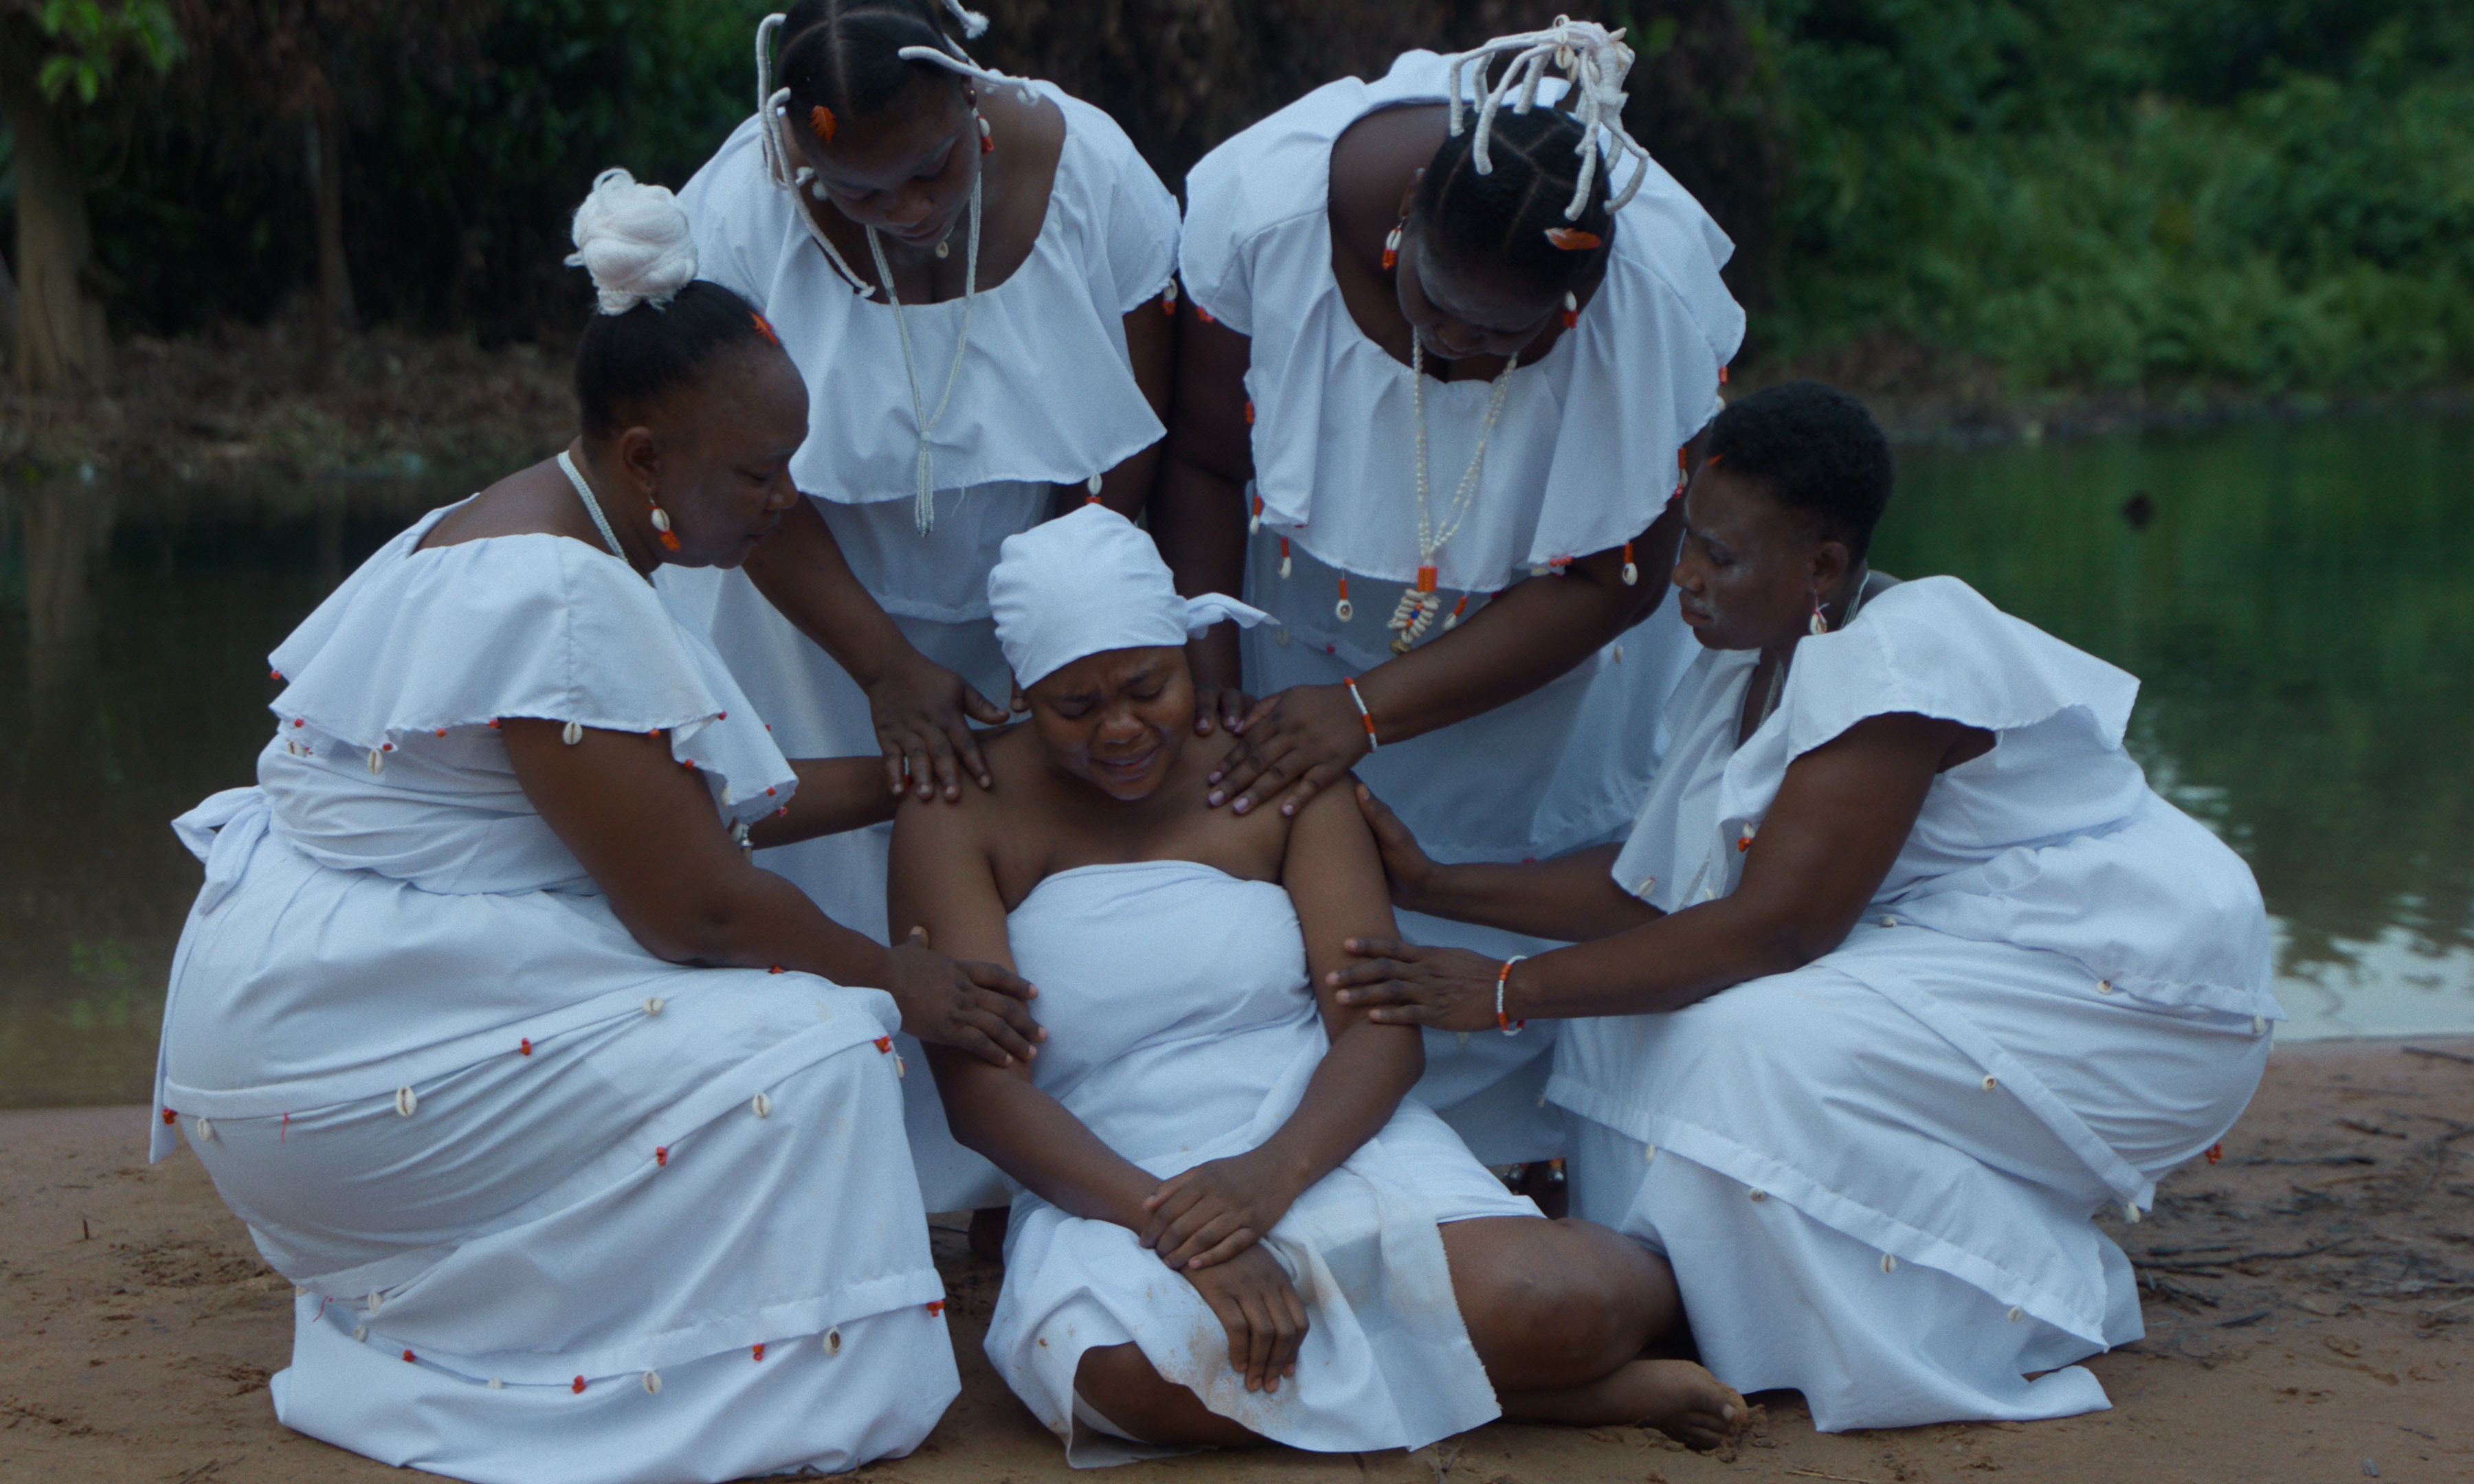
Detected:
left=867, top=170, right=983, bottom=536
left=1384, top=339, right=1518, bottom=652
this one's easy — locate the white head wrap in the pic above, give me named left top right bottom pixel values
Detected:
left=990, top=505, right=1271, bottom=688
left=565, top=168, right=697, bottom=315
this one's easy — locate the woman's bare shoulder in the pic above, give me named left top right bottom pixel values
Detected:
left=419, top=460, right=597, bottom=551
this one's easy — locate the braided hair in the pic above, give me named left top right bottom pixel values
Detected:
left=1412, top=19, right=1651, bottom=303
left=776, top=0, right=968, bottom=129
left=1412, top=109, right=1615, bottom=304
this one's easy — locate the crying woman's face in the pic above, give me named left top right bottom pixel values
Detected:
left=1023, top=646, right=1194, bottom=802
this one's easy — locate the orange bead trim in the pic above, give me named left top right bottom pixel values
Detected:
left=654, top=1146, right=669, bottom=1167
left=874, top=1036, right=893, bottom=1053
left=402, top=1349, right=416, bottom=1363
left=161, top=1107, right=177, bottom=1125
left=752, top=1342, right=766, bottom=1361
left=926, top=1299, right=946, bottom=1317
left=572, top=1375, right=587, bottom=1394
left=519, top=1037, right=533, bottom=1057
left=1415, top=565, right=1436, bottom=594
left=2205, top=1141, right=2224, bottom=1165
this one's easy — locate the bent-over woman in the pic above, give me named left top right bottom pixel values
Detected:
left=148, top=174, right=1038, bottom=1484
left=667, top=0, right=1181, bottom=1211
left=1157, top=21, right=1743, bottom=1164
left=890, top=506, right=1743, bottom=1465
left=1335, top=382, right=2281, bottom=1429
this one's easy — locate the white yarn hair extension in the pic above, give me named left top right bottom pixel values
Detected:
left=895, top=38, right=1036, bottom=104
left=564, top=168, right=697, bottom=315
left=755, top=10, right=880, bottom=298
left=938, top=0, right=990, bottom=38
left=1445, top=16, right=1654, bottom=221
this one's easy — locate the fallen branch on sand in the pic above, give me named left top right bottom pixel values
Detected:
left=2403, top=1046, right=2474, bottom=1068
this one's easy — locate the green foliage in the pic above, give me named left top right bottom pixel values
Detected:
left=31, top=0, right=179, bottom=104
left=1759, top=0, right=2474, bottom=392
left=85, top=0, right=768, bottom=339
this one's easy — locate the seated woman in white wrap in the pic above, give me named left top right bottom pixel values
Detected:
left=888, top=505, right=1745, bottom=1465
left=1333, top=382, right=2282, bottom=1432
left=147, top=172, right=1042, bottom=1484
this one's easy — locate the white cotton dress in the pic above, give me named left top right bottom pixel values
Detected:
left=1179, top=52, right=1746, bottom=1163
left=981, top=859, right=1539, bottom=1467
left=667, top=87, right=1181, bottom=1211
left=1548, top=576, right=2282, bottom=1431
left=149, top=505, right=959, bottom=1484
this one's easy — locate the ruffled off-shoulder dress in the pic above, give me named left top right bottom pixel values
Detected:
left=1179, top=51, right=1746, bottom=1165
left=984, top=860, right=1538, bottom=1467
left=1551, top=576, right=2282, bottom=1429
left=669, top=86, right=1181, bottom=1211
left=150, top=506, right=958, bottom=1484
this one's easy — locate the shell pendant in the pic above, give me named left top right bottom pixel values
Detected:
left=1386, top=586, right=1441, bottom=654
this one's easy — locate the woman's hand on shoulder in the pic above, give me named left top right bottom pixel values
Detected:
left=1185, top=1244, right=1308, bottom=1395
left=879, top=928, right=1044, bottom=1068
left=865, top=651, right=1010, bottom=803
left=1207, top=682, right=1368, bottom=818
left=1139, top=1151, right=1304, bottom=1272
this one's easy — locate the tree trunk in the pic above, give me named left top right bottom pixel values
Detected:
left=304, top=79, right=356, bottom=366
left=0, top=19, right=110, bottom=394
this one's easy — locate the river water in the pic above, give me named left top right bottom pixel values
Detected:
left=3, top=412, right=2469, bottom=1108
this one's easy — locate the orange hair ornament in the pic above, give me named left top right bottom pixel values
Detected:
left=1544, top=227, right=1602, bottom=251
left=809, top=104, right=836, bottom=143
left=750, top=312, right=780, bottom=346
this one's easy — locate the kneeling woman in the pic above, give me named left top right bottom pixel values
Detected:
left=149, top=175, right=1040, bottom=1484
left=1335, top=383, right=2282, bottom=1430
left=890, top=506, right=1743, bottom=1465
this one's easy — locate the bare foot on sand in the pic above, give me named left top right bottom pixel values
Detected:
left=1503, top=1358, right=1747, bottom=1448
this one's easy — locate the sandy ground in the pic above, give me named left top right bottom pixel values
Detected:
left=3, top=1039, right=2469, bottom=1484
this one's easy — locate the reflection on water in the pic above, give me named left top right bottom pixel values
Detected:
left=0, top=474, right=452, bottom=1109
left=2, top=414, right=2468, bottom=1106
left=1880, top=414, right=2474, bottom=1041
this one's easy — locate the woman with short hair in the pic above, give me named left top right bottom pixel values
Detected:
left=1334, top=381, right=2281, bottom=1429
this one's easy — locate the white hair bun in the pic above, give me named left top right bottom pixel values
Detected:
left=565, top=168, right=698, bottom=315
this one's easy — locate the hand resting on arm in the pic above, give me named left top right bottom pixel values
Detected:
left=504, top=719, right=1040, bottom=1066
left=1335, top=712, right=1990, bottom=1027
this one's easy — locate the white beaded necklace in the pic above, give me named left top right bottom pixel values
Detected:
left=1385, top=339, right=1518, bottom=652
left=557, top=448, right=629, bottom=561
left=867, top=170, right=983, bottom=536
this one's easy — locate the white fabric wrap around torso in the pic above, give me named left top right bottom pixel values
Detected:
left=985, top=862, right=1526, bottom=1463
left=1605, top=575, right=2280, bottom=1020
